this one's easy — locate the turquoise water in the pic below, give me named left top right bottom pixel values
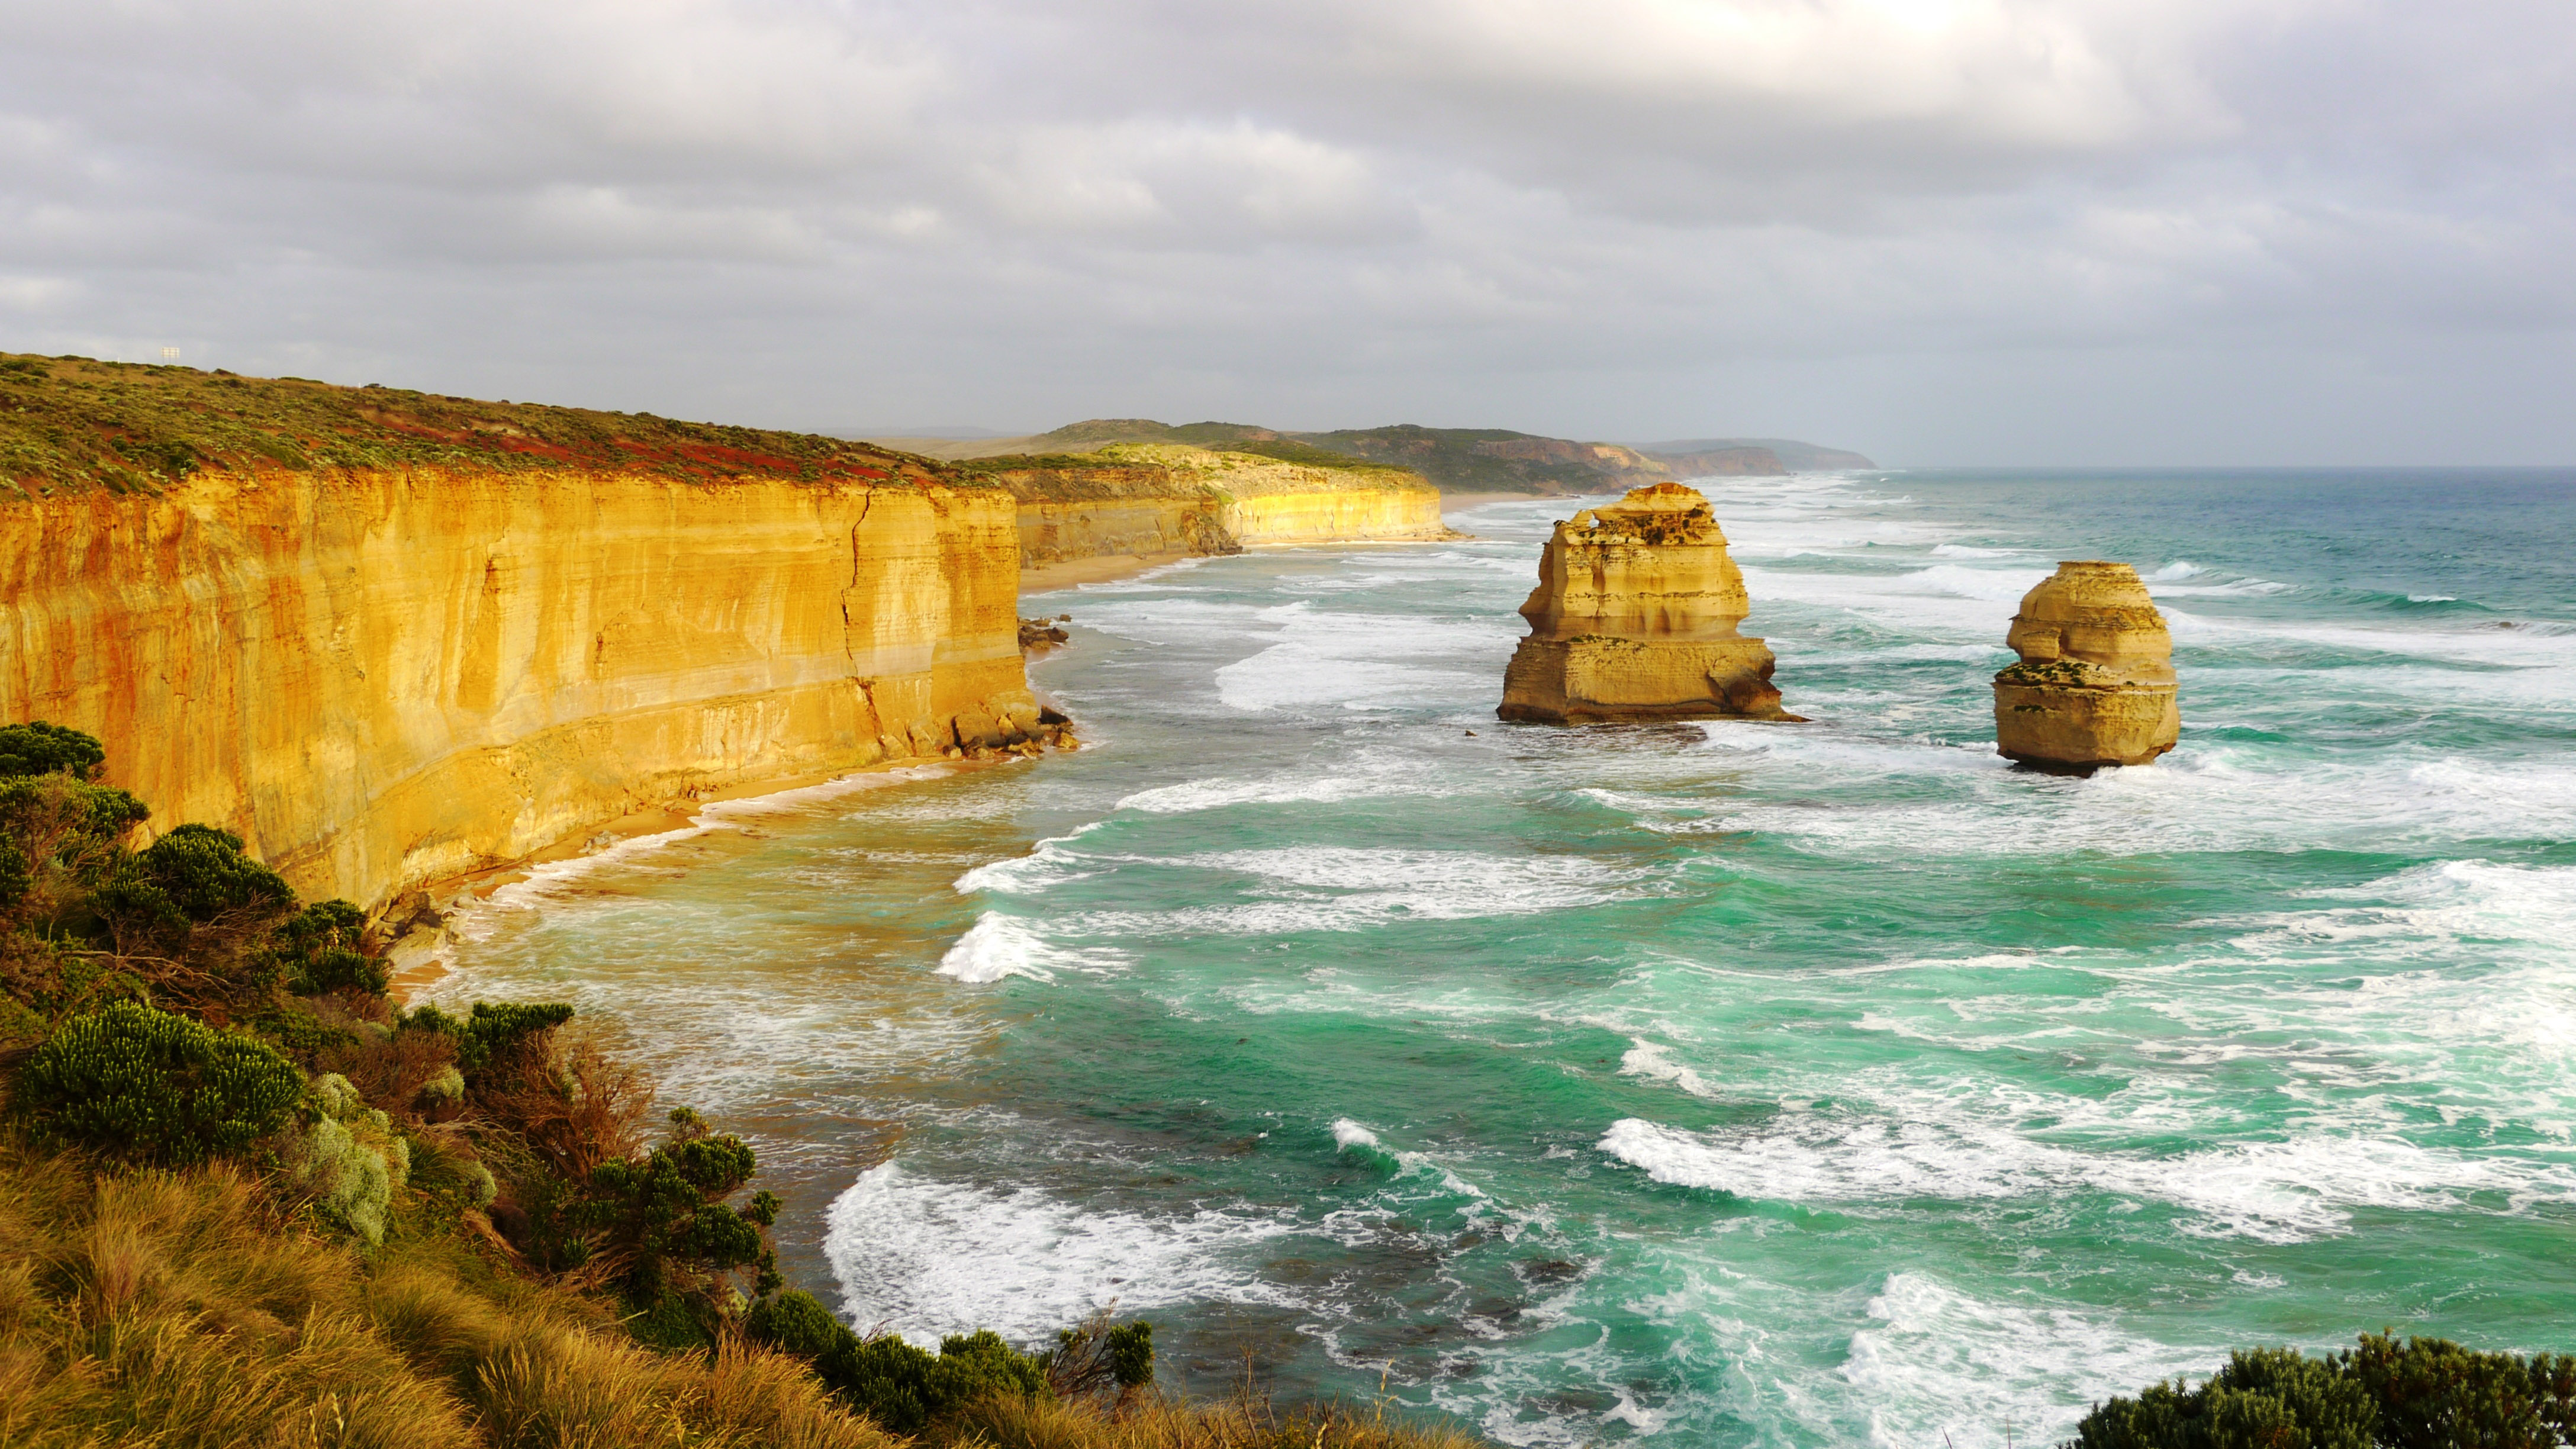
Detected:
left=428, top=469, right=2576, bottom=1448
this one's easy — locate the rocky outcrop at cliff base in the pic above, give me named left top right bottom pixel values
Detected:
left=1992, top=561, right=2179, bottom=772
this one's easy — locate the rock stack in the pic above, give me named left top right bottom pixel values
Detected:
left=1498, top=482, right=1794, bottom=723
left=1992, top=561, right=2179, bottom=772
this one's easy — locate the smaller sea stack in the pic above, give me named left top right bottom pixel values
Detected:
left=1992, top=561, right=2179, bottom=772
left=1498, top=482, right=1793, bottom=723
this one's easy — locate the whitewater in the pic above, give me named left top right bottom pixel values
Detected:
left=426, top=468, right=2576, bottom=1447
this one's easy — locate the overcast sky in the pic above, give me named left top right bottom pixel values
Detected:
left=4, top=1, right=2571, bottom=464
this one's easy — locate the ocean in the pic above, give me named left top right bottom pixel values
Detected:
left=424, top=468, right=2576, bottom=1448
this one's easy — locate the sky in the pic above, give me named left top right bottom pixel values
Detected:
left=2, top=1, right=2572, bottom=465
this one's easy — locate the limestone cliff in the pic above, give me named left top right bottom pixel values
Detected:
left=1, top=466, right=1039, bottom=912
left=1498, top=482, right=1792, bottom=723
left=0, top=356, right=1044, bottom=912
left=1992, top=561, right=2179, bottom=772
left=903, top=420, right=1676, bottom=498
left=968, top=443, right=1447, bottom=572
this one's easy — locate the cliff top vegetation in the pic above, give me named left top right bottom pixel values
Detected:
left=0, top=717, right=1489, bottom=1449
left=953, top=440, right=1427, bottom=497
left=998, top=418, right=1672, bottom=495
left=0, top=352, right=945, bottom=500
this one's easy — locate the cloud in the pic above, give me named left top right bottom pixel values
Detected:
left=0, top=0, right=2569, bottom=461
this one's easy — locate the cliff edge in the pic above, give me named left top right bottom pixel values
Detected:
left=0, top=355, right=1043, bottom=912
left=962, top=442, right=1447, bottom=572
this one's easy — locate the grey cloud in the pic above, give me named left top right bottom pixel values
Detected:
left=0, top=0, right=2569, bottom=462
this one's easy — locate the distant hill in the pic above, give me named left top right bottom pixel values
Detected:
left=856, top=420, right=1875, bottom=492
left=1641, top=437, right=1876, bottom=472
left=1289, top=426, right=1675, bottom=494
left=903, top=420, right=1682, bottom=494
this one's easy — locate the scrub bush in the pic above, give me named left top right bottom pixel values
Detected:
left=272, top=897, right=381, bottom=994
left=0, top=719, right=106, bottom=779
left=399, top=999, right=575, bottom=1074
left=280, top=1071, right=412, bottom=1245
left=15, top=999, right=304, bottom=1165
left=0, top=769, right=149, bottom=927
left=744, top=1291, right=1054, bottom=1434
left=95, top=822, right=296, bottom=948
left=1045, top=1305, right=1158, bottom=1399
left=2069, top=1334, right=2576, bottom=1449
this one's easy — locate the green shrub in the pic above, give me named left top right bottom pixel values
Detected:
left=2070, top=1335, right=2576, bottom=1449
left=400, top=999, right=575, bottom=1073
left=271, top=898, right=381, bottom=994
left=2345, top=1332, right=2576, bottom=1449
left=0, top=770, right=150, bottom=922
left=280, top=1071, right=411, bottom=1245
left=1041, top=1306, right=1157, bottom=1398
left=1106, top=1321, right=1155, bottom=1389
left=572, top=1119, right=779, bottom=1305
left=15, top=999, right=304, bottom=1165
left=96, top=822, right=295, bottom=937
left=0, top=720, right=106, bottom=780
left=746, top=1292, right=1054, bottom=1435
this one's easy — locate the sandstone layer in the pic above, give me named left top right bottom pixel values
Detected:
left=1992, top=561, right=2179, bottom=772
left=986, top=444, right=1448, bottom=574
left=0, top=466, right=1039, bottom=910
left=1498, top=482, right=1792, bottom=723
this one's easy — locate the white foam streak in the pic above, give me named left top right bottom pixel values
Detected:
left=1598, top=1115, right=2576, bottom=1243
left=935, top=913, right=1127, bottom=983
left=825, top=1163, right=1293, bottom=1345
left=1843, top=1273, right=2217, bottom=1449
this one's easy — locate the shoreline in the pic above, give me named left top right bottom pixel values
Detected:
left=1019, top=551, right=1197, bottom=593
left=383, top=748, right=1038, bottom=1002
left=1439, top=489, right=1565, bottom=515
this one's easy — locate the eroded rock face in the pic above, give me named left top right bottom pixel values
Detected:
left=0, top=467, right=1041, bottom=910
left=1498, top=482, right=1793, bottom=723
left=1992, top=561, right=2179, bottom=772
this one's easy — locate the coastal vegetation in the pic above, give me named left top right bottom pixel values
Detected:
left=0, top=352, right=945, bottom=498
left=0, top=717, right=1483, bottom=1448
left=2070, top=1335, right=2575, bottom=1448
left=997, top=419, right=1670, bottom=494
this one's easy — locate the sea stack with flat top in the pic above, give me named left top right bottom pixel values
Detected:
left=1498, top=482, right=1794, bottom=723
left=1992, top=561, right=2179, bottom=772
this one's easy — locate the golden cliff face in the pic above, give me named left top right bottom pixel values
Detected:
left=1498, top=482, right=1792, bottom=723
left=0, top=467, right=1037, bottom=910
left=990, top=445, right=1447, bottom=572
left=1992, top=561, right=2179, bottom=772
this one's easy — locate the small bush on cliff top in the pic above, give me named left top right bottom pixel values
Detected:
left=97, top=821, right=297, bottom=936
left=747, top=1292, right=1158, bottom=1434
left=15, top=998, right=304, bottom=1165
left=2069, top=1333, right=2576, bottom=1449
left=400, top=999, right=577, bottom=1074
left=0, top=766, right=150, bottom=927
left=745, top=1289, right=1060, bottom=1434
left=271, top=896, right=382, bottom=994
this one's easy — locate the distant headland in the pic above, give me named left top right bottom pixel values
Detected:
left=861, top=419, right=1875, bottom=495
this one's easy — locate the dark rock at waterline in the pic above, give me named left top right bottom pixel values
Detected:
left=1019, top=616, right=1071, bottom=649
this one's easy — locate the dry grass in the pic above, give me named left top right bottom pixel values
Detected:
left=0, top=1133, right=894, bottom=1448
left=935, top=1390, right=1489, bottom=1449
